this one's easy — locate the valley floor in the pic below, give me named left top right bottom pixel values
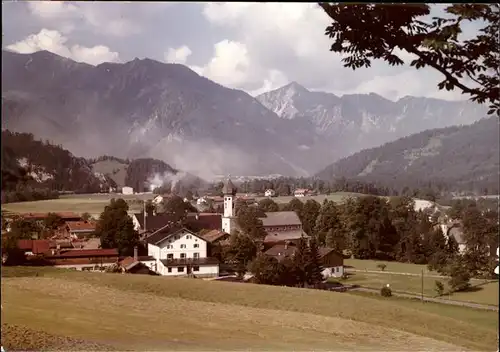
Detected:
left=1, top=268, right=498, bottom=351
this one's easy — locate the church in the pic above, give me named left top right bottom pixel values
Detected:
left=220, top=178, right=309, bottom=246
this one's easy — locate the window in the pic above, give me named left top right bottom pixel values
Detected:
left=167, top=245, right=173, bottom=249
left=186, top=235, right=192, bottom=239
left=180, top=244, right=186, bottom=249
left=177, top=267, right=184, bottom=273
left=336, top=267, right=339, bottom=273
left=167, top=267, right=172, bottom=273
left=180, top=253, right=186, bottom=259
left=167, top=253, right=174, bottom=259
left=193, top=253, right=200, bottom=259
left=194, top=243, right=199, bottom=248
left=193, top=266, right=200, bottom=272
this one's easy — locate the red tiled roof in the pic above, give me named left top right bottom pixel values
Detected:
left=66, top=221, right=96, bottom=232
left=17, top=239, right=34, bottom=251
left=33, top=240, right=54, bottom=254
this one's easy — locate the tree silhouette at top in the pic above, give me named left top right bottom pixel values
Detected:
left=320, top=3, right=499, bottom=115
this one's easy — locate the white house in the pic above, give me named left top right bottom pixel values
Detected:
left=153, top=194, right=165, bottom=204
left=294, top=188, right=309, bottom=197
left=264, top=189, right=276, bottom=197
left=122, top=186, right=134, bottom=195
left=146, top=226, right=219, bottom=277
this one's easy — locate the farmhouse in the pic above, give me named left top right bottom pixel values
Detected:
left=259, top=211, right=309, bottom=245
left=122, top=186, right=134, bottom=195
left=264, top=189, right=276, bottom=197
left=294, top=188, right=309, bottom=197
left=264, top=243, right=344, bottom=277
left=145, top=226, right=219, bottom=277
left=63, top=220, right=97, bottom=239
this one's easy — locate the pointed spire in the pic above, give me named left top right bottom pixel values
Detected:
left=222, top=176, right=237, bottom=196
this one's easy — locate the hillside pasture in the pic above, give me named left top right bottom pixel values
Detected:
left=344, top=259, right=499, bottom=306
left=1, top=267, right=498, bottom=351
left=1, top=193, right=155, bottom=218
left=255, top=192, right=372, bottom=204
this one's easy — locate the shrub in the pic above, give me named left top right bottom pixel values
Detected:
left=380, top=286, right=392, bottom=297
left=377, top=263, right=387, bottom=271
left=434, top=280, right=445, bottom=296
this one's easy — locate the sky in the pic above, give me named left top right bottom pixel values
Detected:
left=2, top=2, right=483, bottom=101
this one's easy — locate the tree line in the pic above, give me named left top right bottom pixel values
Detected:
left=222, top=195, right=498, bottom=290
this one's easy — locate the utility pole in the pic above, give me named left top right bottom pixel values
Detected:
left=421, top=269, right=424, bottom=302
left=143, top=200, right=147, bottom=232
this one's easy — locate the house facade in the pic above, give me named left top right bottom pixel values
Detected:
left=122, top=186, right=134, bottom=195
left=264, top=189, right=276, bottom=197
left=146, top=227, right=219, bottom=277
left=294, top=189, right=309, bottom=197
left=264, top=244, right=344, bottom=278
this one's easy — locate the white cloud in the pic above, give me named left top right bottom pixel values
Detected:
left=27, top=1, right=143, bottom=37
left=165, top=45, right=192, bottom=64
left=199, top=3, right=476, bottom=100
left=6, top=29, right=120, bottom=66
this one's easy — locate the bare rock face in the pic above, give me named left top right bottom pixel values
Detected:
left=2, top=50, right=487, bottom=178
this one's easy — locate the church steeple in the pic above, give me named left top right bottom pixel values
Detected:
left=222, top=176, right=236, bottom=234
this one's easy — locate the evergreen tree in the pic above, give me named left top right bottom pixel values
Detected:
left=291, top=238, right=309, bottom=287
left=301, top=199, right=321, bottom=239
left=306, top=239, right=324, bottom=285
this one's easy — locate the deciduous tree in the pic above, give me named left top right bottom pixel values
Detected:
left=95, top=198, right=139, bottom=256
left=320, top=3, right=500, bottom=115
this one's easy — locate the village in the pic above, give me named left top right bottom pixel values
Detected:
left=2, top=177, right=481, bottom=286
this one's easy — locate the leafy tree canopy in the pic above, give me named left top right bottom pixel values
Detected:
left=320, top=3, right=499, bottom=115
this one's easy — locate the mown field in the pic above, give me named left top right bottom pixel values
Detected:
left=343, top=259, right=499, bottom=306
left=1, top=193, right=155, bottom=218
left=255, top=192, right=373, bottom=204
left=1, top=267, right=498, bottom=351
left=2, top=192, right=367, bottom=217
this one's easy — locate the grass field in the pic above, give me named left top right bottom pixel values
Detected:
left=341, top=272, right=499, bottom=306
left=345, top=258, right=439, bottom=274
left=1, top=267, right=498, bottom=351
left=1, top=193, right=155, bottom=218
left=255, top=192, right=373, bottom=204
left=2, top=192, right=367, bottom=217
left=343, top=259, right=499, bottom=306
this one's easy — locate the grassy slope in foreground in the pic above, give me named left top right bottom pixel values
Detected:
left=1, top=268, right=497, bottom=351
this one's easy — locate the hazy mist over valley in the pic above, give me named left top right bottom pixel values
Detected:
left=1, top=50, right=488, bottom=180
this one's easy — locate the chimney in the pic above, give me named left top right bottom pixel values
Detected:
left=195, top=214, right=199, bottom=220
left=133, top=246, right=138, bottom=262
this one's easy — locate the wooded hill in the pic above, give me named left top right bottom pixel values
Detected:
left=316, top=117, right=500, bottom=195
left=1, top=130, right=206, bottom=202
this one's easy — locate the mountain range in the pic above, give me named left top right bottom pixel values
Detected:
left=1, top=50, right=488, bottom=178
left=315, top=117, right=499, bottom=193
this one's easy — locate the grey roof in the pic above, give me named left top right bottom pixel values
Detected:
left=264, top=230, right=308, bottom=243
left=264, top=244, right=297, bottom=262
left=145, top=226, right=202, bottom=246
left=222, top=179, right=237, bottom=195
left=448, top=226, right=465, bottom=244
left=260, top=211, right=302, bottom=227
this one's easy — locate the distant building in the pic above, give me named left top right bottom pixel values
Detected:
left=264, top=243, right=344, bottom=278
left=259, top=211, right=308, bottom=245
left=294, top=188, right=309, bottom=197
left=264, top=189, right=276, bottom=197
left=122, top=186, right=134, bottom=195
